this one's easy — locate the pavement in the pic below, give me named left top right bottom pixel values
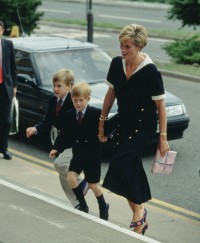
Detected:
left=0, top=149, right=200, bottom=243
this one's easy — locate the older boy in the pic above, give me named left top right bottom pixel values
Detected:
left=50, top=82, right=109, bottom=220
left=26, top=69, right=88, bottom=208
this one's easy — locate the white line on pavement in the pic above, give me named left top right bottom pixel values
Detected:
left=0, top=178, right=161, bottom=243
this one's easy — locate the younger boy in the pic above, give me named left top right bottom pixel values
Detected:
left=50, top=82, right=109, bottom=220
left=26, top=69, right=88, bottom=208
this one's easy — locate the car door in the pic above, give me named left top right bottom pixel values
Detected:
left=15, top=50, right=50, bottom=127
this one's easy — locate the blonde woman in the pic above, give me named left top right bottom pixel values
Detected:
left=98, top=24, right=169, bottom=234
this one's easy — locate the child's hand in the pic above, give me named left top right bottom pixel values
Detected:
left=26, top=127, right=37, bottom=138
left=49, top=149, right=58, bottom=158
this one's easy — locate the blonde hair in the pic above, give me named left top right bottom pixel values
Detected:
left=71, top=82, right=91, bottom=98
left=119, top=24, right=147, bottom=50
left=53, top=69, right=75, bottom=86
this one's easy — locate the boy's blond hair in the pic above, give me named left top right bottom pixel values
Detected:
left=71, top=82, right=91, bottom=98
left=53, top=69, right=75, bottom=86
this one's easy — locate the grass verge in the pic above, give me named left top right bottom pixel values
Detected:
left=155, top=62, right=200, bottom=78
left=44, top=18, right=199, bottom=40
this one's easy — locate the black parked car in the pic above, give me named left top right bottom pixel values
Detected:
left=11, top=36, right=189, bottom=146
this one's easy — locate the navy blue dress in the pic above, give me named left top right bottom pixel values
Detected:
left=102, top=55, right=165, bottom=204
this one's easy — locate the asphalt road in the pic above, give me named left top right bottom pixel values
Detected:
left=41, top=0, right=200, bottom=32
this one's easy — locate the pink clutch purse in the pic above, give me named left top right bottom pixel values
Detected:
left=152, top=149, right=177, bottom=174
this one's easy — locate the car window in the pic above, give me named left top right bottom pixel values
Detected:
left=15, top=50, right=35, bottom=78
left=34, top=48, right=111, bottom=86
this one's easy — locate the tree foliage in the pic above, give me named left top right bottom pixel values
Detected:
left=163, top=35, right=200, bottom=64
left=164, top=1, right=200, bottom=65
left=168, top=0, right=200, bottom=29
left=0, top=0, right=43, bottom=35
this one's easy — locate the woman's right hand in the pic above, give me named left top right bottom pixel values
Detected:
left=98, top=87, right=115, bottom=143
left=98, top=121, right=107, bottom=142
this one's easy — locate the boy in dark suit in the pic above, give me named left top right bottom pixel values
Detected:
left=26, top=69, right=88, bottom=208
left=0, top=20, right=18, bottom=160
left=26, top=68, right=74, bottom=140
left=50, top=82, right=109, bottom=220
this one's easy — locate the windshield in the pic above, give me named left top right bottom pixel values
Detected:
left=34, top=48, right=111, bottom=86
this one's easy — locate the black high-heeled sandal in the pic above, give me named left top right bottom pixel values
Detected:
left=143, top=208, right=147, bottom=222
left=130, top=208, right=147, bottom=228
left=140, top=222, right=148, bottom=235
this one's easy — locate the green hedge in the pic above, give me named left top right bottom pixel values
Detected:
left=163, top=35, right=200, bottom=65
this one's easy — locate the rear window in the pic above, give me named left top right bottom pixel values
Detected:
left=15, top=50, right=35, bottom=78
left=34, top=48, right=110, bottom=86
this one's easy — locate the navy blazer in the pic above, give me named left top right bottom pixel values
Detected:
left=54, top=105, right=101, bottom=153
left=35, top=93, right=74, bottom=136
left=1, top=38, right=17, bottom=100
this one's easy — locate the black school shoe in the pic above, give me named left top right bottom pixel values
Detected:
left=76, top=205, right=89, bottom=213
left=100, top=203, right=109, bottom=221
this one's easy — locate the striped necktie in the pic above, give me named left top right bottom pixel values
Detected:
left=77, top=111, right=83, bottom=125
left=56, top=99, right=63, bottom=116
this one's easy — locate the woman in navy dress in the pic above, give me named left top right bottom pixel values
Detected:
left=98, top=24, right=170, bottom=235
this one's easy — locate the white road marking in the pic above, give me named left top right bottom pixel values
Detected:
left=40, top=8, right=71, bottom=14
left=35, top=26, right=110, bottom=39
left=98, top=14, right=161, bottom=24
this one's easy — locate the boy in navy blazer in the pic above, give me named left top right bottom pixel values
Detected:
left=26, top=68, right=74, bottom=141
left=50, top=82, right=109, bottom=220
left=26, top=69, right=88, bottom=208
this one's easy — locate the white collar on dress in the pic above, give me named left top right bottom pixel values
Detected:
left=122, top=53, right=154, bottom=76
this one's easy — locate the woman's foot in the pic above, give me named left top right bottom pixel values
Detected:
left=133, top=222, right=148, bottom=235
left=130, top=208, right=147, bottom=228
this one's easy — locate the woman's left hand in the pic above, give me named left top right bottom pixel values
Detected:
left=158, top=136, right=170, bottom=157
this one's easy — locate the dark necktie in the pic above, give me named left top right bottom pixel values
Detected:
left=77, top=111, right=83, bottom=125
left=56, top=99, right=63, bottom=116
